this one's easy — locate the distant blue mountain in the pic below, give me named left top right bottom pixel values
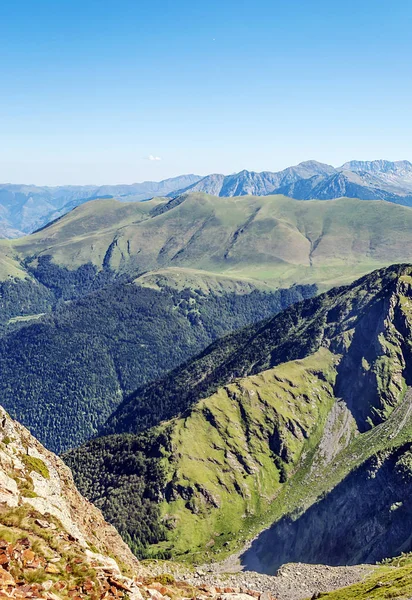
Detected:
left=0, top=174, right=201, bottom=237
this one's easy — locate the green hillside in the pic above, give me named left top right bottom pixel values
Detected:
left=66, top=265, right=412, bottom=564
left=323, top=553, right=412, bottom=600
left=103, top=263, right=408, bottom=436
left=2, top=194, right=412, bottom=290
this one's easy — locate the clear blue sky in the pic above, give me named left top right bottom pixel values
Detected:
left=1, top=0, right=412, bottom=185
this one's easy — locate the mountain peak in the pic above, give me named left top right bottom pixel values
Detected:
left=297, top=159, right=335, bottom=169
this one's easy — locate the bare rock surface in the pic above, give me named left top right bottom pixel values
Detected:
left=147, top=560, right=376, bottom=600
left=0, top=406, right=139, bottom=574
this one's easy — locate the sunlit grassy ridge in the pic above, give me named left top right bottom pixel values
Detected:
left=2, top=193, right=412, bottom=289
left=154, top=348, right=338, bottom=557
left=323, top=554, right=412, bottom=599
left=153, top=265, right=412, bottom=562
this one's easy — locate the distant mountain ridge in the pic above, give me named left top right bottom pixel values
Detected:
left=0, top=174, right=201, bottom=237
left=2, top=160, right=412, bottom=238
left=4, top=193, right=412, bottom=291
left=170, top=159, right=412, bottom=204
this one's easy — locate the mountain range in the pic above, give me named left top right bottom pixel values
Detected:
left=3, top=192, right=412, bottom=292
left=172, top=159, right=412, bottom=204
left=4, top=173, right=412, bottom=598
left=3, top=190, right=412, bottom=456
left=3, top=160, right=412, bottom=238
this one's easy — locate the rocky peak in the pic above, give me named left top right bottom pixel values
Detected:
left=340, top=159, right=412, bottom=174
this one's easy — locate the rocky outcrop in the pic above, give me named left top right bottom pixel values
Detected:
left=0, top=406, right=153, bottom=598
left=0, top=405, right=139, bottom=574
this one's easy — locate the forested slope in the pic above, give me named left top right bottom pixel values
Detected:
left=0, top=279, right=313, bottom=452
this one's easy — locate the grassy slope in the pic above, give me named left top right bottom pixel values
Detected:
left=152, top=268, right=412, bottom=561
left=2, top=194, right=412, bottom=289
left=12, top=197, right=165, bottom=270
left=155, top=348, right=338, bottom=558
left=323, top=554, right=412, bottom=600
left=79, top=265, right=412, bottom=563
left=133, top=267, right=277, bottom=294
left=104, top=263, right=406, bottom=437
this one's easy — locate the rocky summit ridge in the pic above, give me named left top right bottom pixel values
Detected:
left=171, top=160, right=412, bottom=204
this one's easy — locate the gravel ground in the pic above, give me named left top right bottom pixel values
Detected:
left=148, top=560, right=376, bottom=600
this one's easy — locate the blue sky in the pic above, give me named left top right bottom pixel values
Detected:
left=1, top=0, right=412, bottom=185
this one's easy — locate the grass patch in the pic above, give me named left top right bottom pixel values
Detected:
left=151, top=348, right=339, bottom=561
left=323, top=563, right=412, bottom=599
left=22, top=455, right=50, bottom=479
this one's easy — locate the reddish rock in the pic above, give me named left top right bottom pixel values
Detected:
left=146, top=589, right=165, bottom=600
left=109, top=577, right=132, bottom=592
left=147, top=582, right=172, bottom=595
left=53, top=581, right=67, bottom=591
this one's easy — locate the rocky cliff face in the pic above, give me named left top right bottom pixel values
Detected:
left=0, top=405, right=138, bottom=571
left=0, top=404, right=148, bottom=598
